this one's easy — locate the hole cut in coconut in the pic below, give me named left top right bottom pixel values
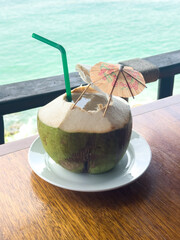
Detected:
left=64, top=86, right=109, bottom=112
left=72, top=93, right=107, bottom=111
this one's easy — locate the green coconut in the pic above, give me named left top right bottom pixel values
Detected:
left=37, top=86, right=132, bottom=174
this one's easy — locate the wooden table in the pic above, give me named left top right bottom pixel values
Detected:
left=0, top=95, right=180, bottom=240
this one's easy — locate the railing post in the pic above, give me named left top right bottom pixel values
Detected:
left=158, top=76, right=174, bottom=99
left=0, top=115, right=5, bottom=144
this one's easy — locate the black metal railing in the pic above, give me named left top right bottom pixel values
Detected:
left=0, top=50, right=180, bottom=144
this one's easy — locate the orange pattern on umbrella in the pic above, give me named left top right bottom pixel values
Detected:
left=90, top=62, right=146, bottom=98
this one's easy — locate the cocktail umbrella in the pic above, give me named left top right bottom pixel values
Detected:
left=90, top=62, right=146, bottom=97
left=90, top=62, right=146, bottom=115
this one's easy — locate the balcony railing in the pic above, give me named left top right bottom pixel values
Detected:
left=0, top=50, right=180, bottom=144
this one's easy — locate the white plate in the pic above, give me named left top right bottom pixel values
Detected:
left=28, top=131, right=151, bottom=192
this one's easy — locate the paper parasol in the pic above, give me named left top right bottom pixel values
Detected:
left=89, top=62, right=146, bottom=115
left=90, top=62, right=146, bottom=98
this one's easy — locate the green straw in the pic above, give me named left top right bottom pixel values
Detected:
left=32, top=33, right=72, bottom=102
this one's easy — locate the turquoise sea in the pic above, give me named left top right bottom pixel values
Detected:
left=1, top=0, right=180, bottom=141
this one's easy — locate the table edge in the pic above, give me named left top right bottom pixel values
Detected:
left=131, top=94, right=180, bottom=116
left=0, top=135, right=38, bottom=157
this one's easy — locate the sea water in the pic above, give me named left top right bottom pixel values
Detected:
left=1, top=0, right=180, bottom=142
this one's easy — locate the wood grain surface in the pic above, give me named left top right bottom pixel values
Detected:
left=0, top=95, right=180, bottom=240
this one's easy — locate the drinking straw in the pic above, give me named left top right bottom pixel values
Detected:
left=32, top=33, right=72, bottom=102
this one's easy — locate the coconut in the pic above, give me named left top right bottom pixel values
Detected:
left=37, top=86, right=132, bottom=174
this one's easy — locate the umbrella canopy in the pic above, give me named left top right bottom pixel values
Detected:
left=90, top=62, right=146, bottom=98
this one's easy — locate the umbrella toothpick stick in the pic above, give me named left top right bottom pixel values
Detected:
left=103, top=94, right=113, bottom=117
